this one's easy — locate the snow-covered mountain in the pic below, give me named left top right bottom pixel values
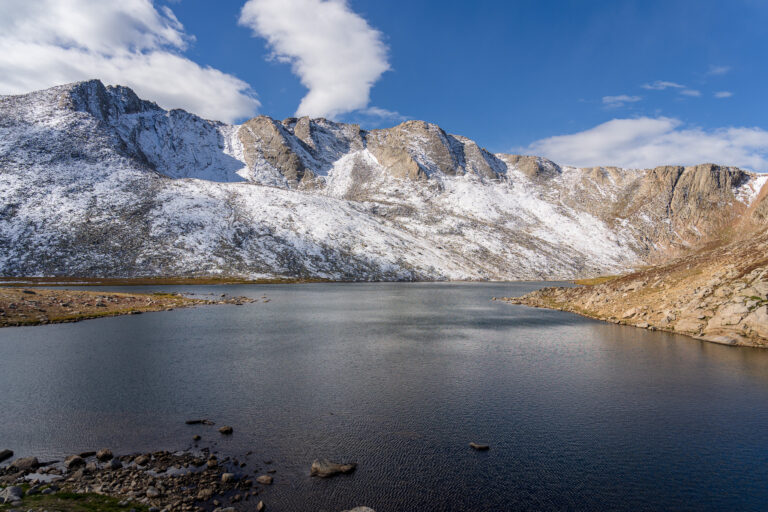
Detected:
left=0, top=80, right=764, bottom=280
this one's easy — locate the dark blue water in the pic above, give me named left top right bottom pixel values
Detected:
left=1, top=282, right=768, bottom=511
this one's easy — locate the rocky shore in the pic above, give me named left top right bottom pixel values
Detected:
left=0, top=288, right=256, bottom=328
left=0, top=447, right=368, bottom=512
left=500, top=229, right=768, bottom=348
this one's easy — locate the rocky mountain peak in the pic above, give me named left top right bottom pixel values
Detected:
left=1, top=80, right=765, bottom=280
left=61, top=79, right=161, bottom=122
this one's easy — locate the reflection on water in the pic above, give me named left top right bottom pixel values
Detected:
left=1, top=282, right=768, bottom=511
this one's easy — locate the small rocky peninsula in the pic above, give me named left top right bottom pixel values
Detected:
left=0, top=288, right=255, bottom=327
left=502, top=227, right=768, bottom=348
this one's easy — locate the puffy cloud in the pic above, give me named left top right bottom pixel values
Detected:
left=0, top=0, right=259, bottom=122
left=641, top=80, right=685, bottom=90
left=524, top=117, right=768, bottom=171
left=239, top=0, right=389, bottom=119
left=714, top=91, right=733, bottom=98
left=602, top=95, right=642, bottom=107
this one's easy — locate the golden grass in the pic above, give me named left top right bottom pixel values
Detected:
left=573, top=275, right=621, bottom=286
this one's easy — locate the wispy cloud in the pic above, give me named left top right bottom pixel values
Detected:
left=0, top=0, right=259, bottom=122
left=714, top=91, right=733, bottom=98
left=524, top=117, right=768, bottom=171
left=641, top=80, right=685, bottom=90
left=360, top=106, right=408, bottom=122
left=680, top=89, right=701, bottom=97
left=707, top=65, right=731, bottom=75
left=239, top=0, right=389, bottom=119
left=602, top=95, right=642, bottom=107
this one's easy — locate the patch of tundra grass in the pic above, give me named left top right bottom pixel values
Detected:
left=0, top=491, right=148, bottom=511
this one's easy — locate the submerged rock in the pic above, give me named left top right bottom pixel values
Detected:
left=469, top=442, right=490, bottom=451
left=218, top=426, right=234, bottom=435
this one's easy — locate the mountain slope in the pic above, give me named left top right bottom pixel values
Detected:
left=0, top=80, right=764, bottom=280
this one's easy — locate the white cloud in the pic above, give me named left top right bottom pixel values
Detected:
left=715, top=91, right=733, bottom=98
left=602, top=95, right=642, bottom=107
left=524, top=117, right=768, bottom=171
left=641, top=80, right=685, bottom=90
left=680, top=89, right=701, bottom=97
left=239, top=0, right=389, bottom=119
left=0, top=0, right=259, bottom=122
left=708, top=65, right=731, bottom=75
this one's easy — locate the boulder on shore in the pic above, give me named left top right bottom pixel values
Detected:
left=65, top=455, right=85, bottom=469
left=0, top=485, right=23, bottom=504
left=9, top=456, right=39, bottom=472
left=96, top=448, right=113, bottom=461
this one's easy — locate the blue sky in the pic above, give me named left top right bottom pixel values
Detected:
left=172, top=0, right=765, bottom=148
left=1, top=0, right=767, bottom=169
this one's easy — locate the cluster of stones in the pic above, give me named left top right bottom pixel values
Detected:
left=1, top=418, right=374, bottom=511
left=0, top=448, right=273, bottom=511
left=1, top=447, right=372, bottom=511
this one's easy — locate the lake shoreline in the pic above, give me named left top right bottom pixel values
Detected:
left=0, top=287, right=256, bottom=328
left=499, top=296, right=765, bottom=348
left=0, top=445, right=273, bottom=511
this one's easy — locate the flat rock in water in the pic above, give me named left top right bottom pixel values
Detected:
left=186, top=419, right=215, bottom=425
left=256, top=474, right=273, bottom=485
left=469, top=442, right=490, bottom=451
left=310, top=459, right=357, bottom=478
left=218, top=425, right=233, bottom=435
left=0, top=449, right=13, bottom=463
